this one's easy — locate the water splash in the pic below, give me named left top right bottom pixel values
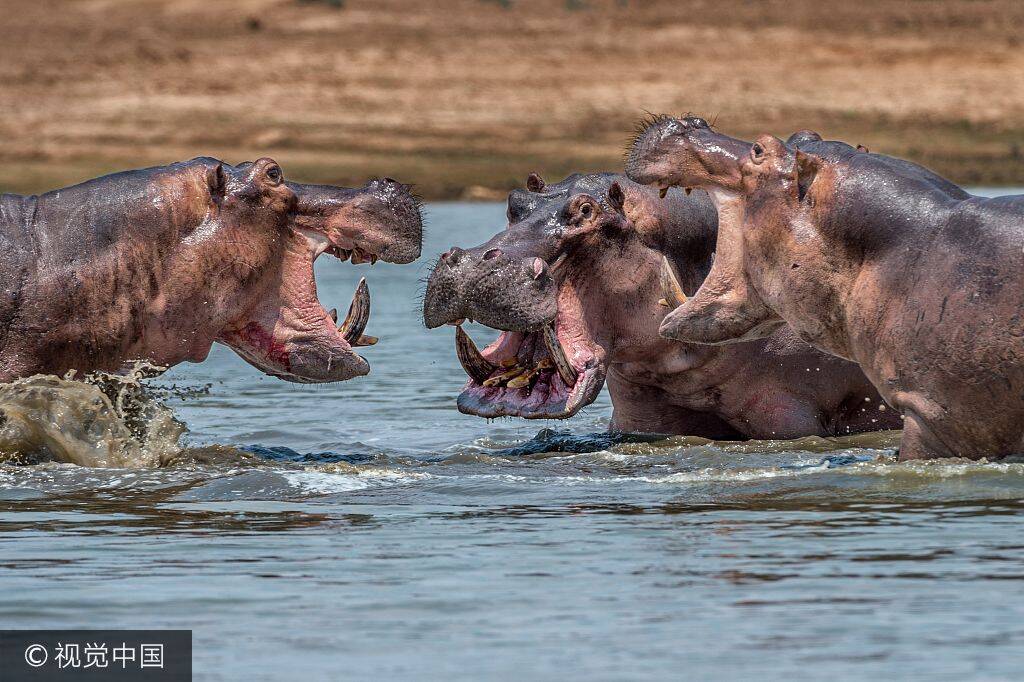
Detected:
left=0, top=363, right=186, bottom=468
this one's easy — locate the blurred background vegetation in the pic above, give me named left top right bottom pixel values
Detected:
left=1, top=0, right=1022, bottom=198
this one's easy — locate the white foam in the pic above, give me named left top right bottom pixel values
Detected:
left=281, top=471, right=370, bottom=495
left=282, top=466, right=435, bottom=495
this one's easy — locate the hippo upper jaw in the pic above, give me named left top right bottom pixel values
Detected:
left=626, top=115, right=749, bottom=195
left=291, top=178, right=424, bottom=266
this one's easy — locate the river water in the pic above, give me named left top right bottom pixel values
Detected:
left=2, top=201, right=1024, bottom=680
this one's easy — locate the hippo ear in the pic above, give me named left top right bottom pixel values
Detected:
left=207, top=163, right=227, bottom=202
left=526, top=173, right=545, bottom=193
left=856, top=144, right=870, bottom=153
left=795, top=151, right=821, bottom=203
left=607, top=182, right=626, bottom=215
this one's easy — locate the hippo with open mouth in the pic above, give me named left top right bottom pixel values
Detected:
left=626, top=115, right=1024, bottom=459
left=0, top=157, right=422, bottom=382
left=423, top=172, right=900, bottom=438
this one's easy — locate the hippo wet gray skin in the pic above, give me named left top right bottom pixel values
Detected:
left=0, top=158, right=422, bottom=382
left=627, top=115, right=1024, bottom=459
left=423, top=173, right=900, bottom=437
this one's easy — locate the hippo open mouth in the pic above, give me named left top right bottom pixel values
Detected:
left=452, top=314, right=604, bottom=419
left=298, top=226, right=380, bottom=347
left=219, top=175, right=423, bottom=384
left=221, top=231, right=382, bottom=384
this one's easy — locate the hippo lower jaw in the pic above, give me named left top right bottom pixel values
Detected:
left=217, top=229, right=383, bottom=383
left=452, top=315, right=605, bottom=420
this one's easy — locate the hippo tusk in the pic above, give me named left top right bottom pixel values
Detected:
left=339, top=278, right=373, bottom=345
left=659, top=255, right=688, bottom=308
left=542, top=322, right=578, bottom=387
left=456, top=325, right=496, bottom=384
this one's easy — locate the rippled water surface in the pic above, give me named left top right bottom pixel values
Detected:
left=3, top=202, right=1024, bottom=680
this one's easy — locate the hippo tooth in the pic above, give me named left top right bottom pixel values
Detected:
left=338, top=277, right=371, bottom=344
left=507, top=364, right=541, bottom=389
left=659, top=255, right=688, bottom=308
left=483, top=365, right=527, bottom=388
left=685, top=187, right=692, bottom=195
left=659, top=187, right=668, bottom=199
left=455, top=325, right=497, bottom=384
left=352, top=334, right=378, bottom=347
left=328, top=308, right=338, bottom=323
left=542, top=322, right=578, bottom=387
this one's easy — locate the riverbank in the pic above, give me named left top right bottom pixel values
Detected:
left=2, top=0, right=1022, bottom=198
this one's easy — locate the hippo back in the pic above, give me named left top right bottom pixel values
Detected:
left=0, top=193, right=40, bottom=352
left=0, top=158, right=222, bottom=374
left=30, top=158, right=221, bottom=270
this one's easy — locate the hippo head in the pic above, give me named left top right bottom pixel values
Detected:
left=422, top=173, right=696, bottom=419
left=202, top=158, right=423, bottom=382
left=626, top=115, right=752, bottom=195
left=627, top=119, right=796, bottom=345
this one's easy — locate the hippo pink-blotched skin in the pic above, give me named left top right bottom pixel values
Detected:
left=0, top=157, right=422, bottom=382
left=627, top=115, right=1024, bottom=459
left=422, top=172, right=899, bottom=438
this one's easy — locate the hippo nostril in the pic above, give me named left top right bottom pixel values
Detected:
left=532, top=257, right=546, bottom=280
left=483, top=248, right=502, bottom=261
left=441, top=247, right=464, bottom=268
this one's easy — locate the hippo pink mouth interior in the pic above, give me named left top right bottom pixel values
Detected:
left=219, top=229, right=382, bottom=384
left=454, top=316, right=603, bottom=419
left=299, top=229, right=381, bottom=342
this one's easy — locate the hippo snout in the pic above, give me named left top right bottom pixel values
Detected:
left=626, top=116, right=688, bottom=186
left=423, top=248, right=468, bottom=329
left=291, top=178, right=423, bottom=266
left=423, top=245, right=557, bottom=331
left=362, top=178, right=423, bottom=264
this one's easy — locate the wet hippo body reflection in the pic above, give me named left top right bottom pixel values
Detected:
left=627, top=115, right=1024, bottom=459
left=423, top=172, right=899, bottom=438
left=0, top=158, right=422, bottom=383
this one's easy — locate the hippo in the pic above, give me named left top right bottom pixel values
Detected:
left=422, top=172, right=900, bottom=438
left=0, top=157, right=422, bottom=382
left=626, top=115, right=1024, bottom=460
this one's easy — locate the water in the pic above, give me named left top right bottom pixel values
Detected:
left=3, top=202, right=1024, bottom=681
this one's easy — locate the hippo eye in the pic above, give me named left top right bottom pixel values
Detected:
left=579, top=202, right=594, bottom=219
left=750, top=143, right=765, bottom=164
left=691, top=117, right=708, bottom=128
left=266, top=165, right=282, bottom=184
